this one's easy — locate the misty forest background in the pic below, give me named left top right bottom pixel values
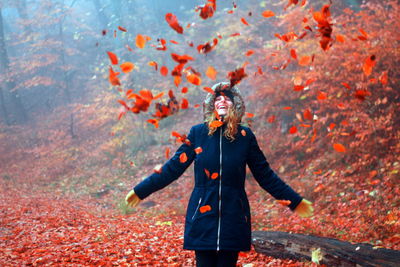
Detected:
left=0, top=0, right=399, bottom=265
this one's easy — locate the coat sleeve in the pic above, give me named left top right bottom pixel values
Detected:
left=246, top=129, right=302, bottom=210
left=133, top=126, right=196, bottom=200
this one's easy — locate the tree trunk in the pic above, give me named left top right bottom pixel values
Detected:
left=0, top=8, right=28, bottom=124
left=252, top=231, right=400, bottom=267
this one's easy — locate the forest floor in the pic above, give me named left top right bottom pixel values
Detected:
left=1, top=190, right=322, bottom=266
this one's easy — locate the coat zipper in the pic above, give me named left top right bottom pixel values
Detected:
left=191, top=197, right=202, bottom=220
left=216, top=127, right=222, bottom=251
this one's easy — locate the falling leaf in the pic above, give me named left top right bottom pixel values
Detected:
left=118, top=26, right=127, bottom=32
left=267, top=115, right=275, bottom=123
left=148, top=61, right=158, bottom=71
left=210, top=121, right=223, bottom=128
left=165, top=13, right=184, bottom=34
left=136, top=34, right=151, bottom=49
left=181, top=87, right=188, bottom=93
left=336, top=34, right=345, bottom=43
left=160, top=66, right=168, bottom=76
left=147, top=119, right=159, bottom=128
left=303, top=109, right=313, bottom=120
left=181, top=98, right=189, bottom=109
left=106, top=51, right=118, bottom=65
left=241, top=17, right=250, bottom=26
left=241, top=129, right=247, bottom=136
left=333, top=143, right=346, bottom=152
left=341, top=82, right=351, bottom=89
left=276, top=200, right=291, bottom=206
left=363, top=55, right=376, bottom=76
left=262, top=10, right=275, bottom=18
left=195, top=147, right=203, bottom=154
left=203, top=87, right=214, bottom=94
left=120, top=62, right=134, bottom=73
left=298, top=55, right=311, bottom=66
left=206, top=66, right=217, bottom=80
left=245, top=50, right=254, bottom=56
left=290, top=49, right=297, bottom=60
left=204, top=168, right=210, bottom=178
left=165, top=148, right=170, bottom=159
left=179, top=152, right=188, bottom=163
left=199, top=205, right=211, bottom=213
left=211, top=173, right=219, bottom=179
left=187, top=74, right=202, bottom=85
left=283, top=106, right=292, bottom=110
left=288, top=126, right=297, bottom=134
left=317, top=91, right=327, bottom=100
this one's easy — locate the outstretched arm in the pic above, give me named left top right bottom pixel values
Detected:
left=246, top=129, right=312, bottom=215
left=127, top=126, right=196, bottom=202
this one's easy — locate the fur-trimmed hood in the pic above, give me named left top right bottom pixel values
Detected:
left=203, top=82, right=246, bottom=122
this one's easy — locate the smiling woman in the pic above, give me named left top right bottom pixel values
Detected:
left=125, top=82, right=314, bottom=267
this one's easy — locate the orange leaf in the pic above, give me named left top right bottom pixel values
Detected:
left=341, top=82, right=351, bottom=89
left=195, top=147, right=203, bottom=154
left=118, top=26, right=127, bottom=32
left=317, top=91, right=327, bottom=100
left=206, top=66, right=217, bottom=80
left=211, top=173, right=219, bottom=179
left=181, top=98, right=189, bottom=109
left=303, top=109, right=313, bottom=120
left=199, top=205, right=211, bottom=213
left=276, top=200, right=291, bottom=206
left=106, top=51, right=118, bottom=65
left=298, top=55, right=311, bottom=66
left=179, top=152, right=188, bottom=163
left=187, top=74, right=202, bottom=85
left=246, top=112, right=254, bottom=118
left=181, top=87, right=188, bottom=93
left=210, top=120, right=223, bottom=128
left=203, top=86, right=214, bottom=94
left=379, top=71, right=388, bottom=85
left=120, top=62, right=134, bottom=73
left=283, top=106, right=292, bottom=110
left=165, top=148, right=170, bottom=159
left=262, top=10, right=275, bottom=18
left=336, top=34, right=345, bottom=43
left=241, top=17, right=250, bottom=26
left=160, top=66, right=168, bottom=76
left=174, top=75, right=181, bottom=87
left=290, top=49, right=297, bottom=60
left=241, top=129, right=247, bottom=136
left=148, top=61, right=158, bottom=71
left=288, top=126, right=297, bottom=134
left=147, top=119, right=159, bottom=128
left=245, top=50, right=254, bottom=57
left=333, top=143, right=346, bottom=152
left=165, top=13, right=184, bottom=34
left=136, top=34, right=148, bottom=49
left=267, top=115, right=275, bottom=123
left=204, top=168, right=210, bottom=178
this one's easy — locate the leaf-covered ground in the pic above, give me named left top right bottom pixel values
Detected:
left=0, top=192, right=321, bottom=266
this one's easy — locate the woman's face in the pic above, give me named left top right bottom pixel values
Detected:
left=214, top=95, right=233, bottom=116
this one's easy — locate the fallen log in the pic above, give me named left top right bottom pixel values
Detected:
left=252, top=231, right=400, bottom=267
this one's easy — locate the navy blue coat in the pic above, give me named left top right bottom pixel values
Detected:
left=134, top=123, right=303, bottom=251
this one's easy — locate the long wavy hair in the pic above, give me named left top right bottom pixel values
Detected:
left=205, top=106, right=241, bottom=141
left=203, top=82, right=246, bottom=141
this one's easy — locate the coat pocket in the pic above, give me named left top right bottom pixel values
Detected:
left=191, top=197, right=202, bottom=221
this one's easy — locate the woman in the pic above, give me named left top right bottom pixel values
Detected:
left=125, top=82, right=314, bottom=266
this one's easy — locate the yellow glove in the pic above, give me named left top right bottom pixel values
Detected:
left=125, top=189, right=141, bottom=208
left=294, top=199, right=314, bottom=218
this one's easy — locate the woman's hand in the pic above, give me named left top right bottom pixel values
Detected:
left=125, top=190, right=141, bottom=208
left=294, top=199, right=314, bottom=218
